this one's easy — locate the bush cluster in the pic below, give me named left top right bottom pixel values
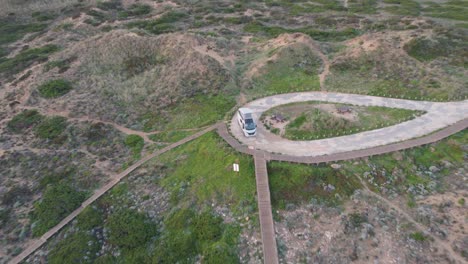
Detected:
left=37, top=79, right=73, bottom=98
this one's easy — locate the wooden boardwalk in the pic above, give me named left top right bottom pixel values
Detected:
left=254, top=152, right=279, bottom=264
left=8, top=124, right=218, bottom=264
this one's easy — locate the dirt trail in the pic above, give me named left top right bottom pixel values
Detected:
left=307, top=43, right=330, bottom=91
left=355, top=175, right=466, bottom=264
left=278, top=33, right=331, bottom=91
left=275, top=34, right=331, bottom=90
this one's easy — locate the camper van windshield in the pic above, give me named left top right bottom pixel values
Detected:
left=245, top=119, right=255, bottom=130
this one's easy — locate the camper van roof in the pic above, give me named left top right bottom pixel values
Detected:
left=239, top=108, right=252, bottom=114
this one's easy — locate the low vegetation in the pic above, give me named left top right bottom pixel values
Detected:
left=48, top=232, right=99, bottom=264
left=37, top=79, right=73, bottom=98
left=409, top=232, right=428, bottom=242
left=244, top=21, right=360, bottom=42
left=347, top=0, right=378, bottom=14
left=268, top=162, right=362, bottom=208
left=142, top=95, right=234, bottom=131
left=383, top=0, right=421, bottom=16
left=149, top=130, right=198, bottom=143
left=269, top=129, right=466, bottom=210
left=46, top=132, right=253, bottom=262
left=326, top=45, right=466, bottom=100
left=106, top=208, right=156, bottom=249
left=342, top=129, right=466, bottom=195
left=0, top=19, right=47, bottom=45
left=126, top=11, right=188, bottom=34
left=34, top=116, right=68, bottom=141
left=245, top=43, right=322, bottom=98
left=157, top=132, right=256, bottom=209
left=0, top=44, right=59, bottom=80
left=124, top=134, right=144, bottom=158
left=7, top=109, right=44, bottom=133
left=32, top=183, right=86, bottom=237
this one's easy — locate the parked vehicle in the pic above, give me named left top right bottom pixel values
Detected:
left=237, top=108, right=257, bottom=137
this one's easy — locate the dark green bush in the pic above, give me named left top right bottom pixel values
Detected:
left=37, top=79, right=73, bottom=98
left=105, top=208, right=155, bottom=249
left=76, top=207, right=103, bottom=230
left=153, top=231, right=197, bottom=263
left=32, top=183, right=86, bottom=236
left=126, top=11, right=187, bottom=34
left=0, top=44, right=59, bottom=78
left=48, top=232, right=100, bottom=264
left=124, top=134, right=144, bottom=157
left=409, top=232, right=428, bottom=242
left=97, top=0, right=122, bottom=11
left=244, top=21, right=360, bottom=41
left=32, top=11, right=57, bottom=21
left=193, top=210, right=223, bottom=242
left=202, top=242, right=238, bottom=264
left=0, top=20, right=47, bottom=45
left=34, top=116, right=68, bottom=140
left=1, top=185, right=32, bottom=206
left=404, top=37, right=451, bottom=61
left=119, top=3, right=152, bottom=18
left=7, top=109, right=44, bottom=133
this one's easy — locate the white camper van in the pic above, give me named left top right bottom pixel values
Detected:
left=237, top=108, right=257, bottom=137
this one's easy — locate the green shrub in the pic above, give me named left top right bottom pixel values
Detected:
left=32, top=11, right=57, bottom=21
left=202, top=242, right=238, bottom=264
left=268, top=162, right=362, bottom=208
left=287, top=114, right=307, bottom=129
left=0, top=20, right=47, bottom=45
left=7, top=109, right=44, bottom=133
left=404, top=37, right=451, bottom=61
left=348, top=213, right=367, bottom=228
left=347, top=0, right=378, bottom=13
left=0, top=44, right=59, bottom=78
left=119, top=3, right=152, bottom=18
left=153, top=230, right=197, bottom=263
left=32, top=183, right=86, bottom=236
left=97, top=0, right=122, bottom=11
left=1, top=185, right=32, bottom=206
left=409, top=232, right=428, bottom=242
left=105, top=208, right=155, bottom=249
left=124, top=134, right=144, bottom=157
left=34, top=116, right=68, bottom=140
left=48, top=232, right=100, bottom=264
left=193, top=210, right=223, bottom=243
left=37, top=79, right=73, bottom=98
left=43, top=56, right=76, bottom=73
left=76, top=207, right=103, bottom=230
left=244, top=21, right=359, bottom=41
left=458, top=198, right=465, bottom=206
left=126, top=11, right=188, bottom=34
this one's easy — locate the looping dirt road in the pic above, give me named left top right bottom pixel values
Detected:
left=230, top=92, right=468, bottom=157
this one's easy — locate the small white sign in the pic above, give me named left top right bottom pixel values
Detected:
left=233, top=163, right=239, bottom=172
